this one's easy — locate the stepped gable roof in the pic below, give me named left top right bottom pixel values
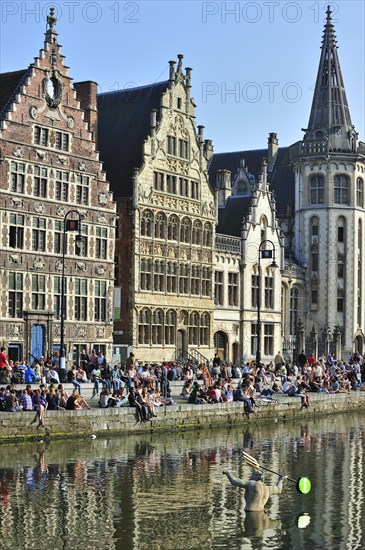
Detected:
left=0, top=69, right=28, bottom=118
left=209, top=146, right=295, bottom=210
left=97, top=81, right=169, bottom=198
left=217, top=195, right=252, bottom=237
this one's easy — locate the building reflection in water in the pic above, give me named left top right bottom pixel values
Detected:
left=0, top=415, right=364, bottom=550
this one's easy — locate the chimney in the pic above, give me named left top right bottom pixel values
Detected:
left=74, top=81, right=98, bottom=142
left=268, top=132, right=279, bottom=171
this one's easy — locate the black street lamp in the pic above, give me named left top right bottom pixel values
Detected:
left=256, top=239, right=278, bottom=368
left=59, top=210, right=84, bottom=382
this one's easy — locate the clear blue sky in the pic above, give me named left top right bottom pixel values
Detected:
left=1, top=1, right=364, bottom=152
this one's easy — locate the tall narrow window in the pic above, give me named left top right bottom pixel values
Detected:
left=55, top=170, right=69, bottom=202
left=358, top=220, right=362, bottom=326
left=200, top=313, right=210, bottom=346
left=203, top=223, right=212, bottom=247
left=34, top=166, right=48, bottom=198
left=357, top=178, right=364, bottom=208
left=152, top=309, right=163, bottom=344
left=264, top=324, right=274, bottom=355
left=32, top=274, right=46, bottom=310
left=334, top=175, right=349, bottom=204
left=166, top=262, right=177, bottom=293
left=252, top=271, right=259, bottom=307
left=95, top=227, right=108, bottom=259
left=9, top=214, right=24, bottom=249
left=8, top=272, right=23, bottom=318
left=32, top=218, right=46, bottom=252
left=75, top=278, right=87, bottom=321
left=54, top=276, right=62, bottom=319
left=138, top=308, right=151, bottom=344
left=165, top=310, right=176, bottom=345
left=154, top=172, right=164, bottom=191
left=191, top=180, right=199, bottom=200
left=10, top=161, right=25, bottom=193
left=264, top=269, right=274, bottom=309
left=191, top=265, right=201, bottom=295
left=290, top=287, right=299, bottom=335
left=166, top=175, right=177, bottom=194
left=94, top=280, right=107, bottom=322
left=54, top=220, right=62, bottom=254
left=34, top=125, right=49, bottom=146
left=167, top=136, right=176, bottom=155
left=180, top=218, right=191, bottom=244
left=140, top=259, right=152, bottom=291
left=141, top=210, right=152, bottom=237
left=55, top=131, right=69, bottom=151
left=179, top=264, right=189, bottom=295
left=215, top=271, right=224, bottom=305
left=179, top=139, right=189, bottom=159
left=192, top=221, right=202, bottom=245
left=228, top=272, right=238, bottom=306
left=189, top=312, right=199, bottom=345
left=202, top=267, right=211, bottom=297
left=155, top=213, right=166, bottom=239
left=337, top=288, right=344, bottom=312
left=310, top=175, right=324, bottom=204
left=154, top=260, right=165, bottom=292
left=167, top=215, right=179, bottom=241
left=76, top=174, right=89, bottom=205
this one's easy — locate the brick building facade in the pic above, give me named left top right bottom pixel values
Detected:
left=0, top=9, right=116, bottom=363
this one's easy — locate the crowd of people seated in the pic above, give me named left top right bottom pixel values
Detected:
left=1, top=347, right=365, bottom=425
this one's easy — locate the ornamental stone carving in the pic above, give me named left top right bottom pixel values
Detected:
left=98, top=192, right=107, bottom=206
left=95, top=265, right=106, bottom=276
left=12, top=145, right=24, bottom=158
left=10, top=198, right=23, bottom=208
left=55, top=260, right=63, bottom=272
left=33, top=257, right=45, bottom=270
left=57, top=155, right=68, bottom=165
left=53, top=324, right=61, bottom=338
left=97, top=212, right=107, bottom=223
left=34, top=202, right=45, bottom=214
left=34, top=149, right=48, bottom=160
left=67, top=116, right=75, bottom=129
left=8, top=324, right=21, bottom=337
left=78, top=160, right=87, bottom=172
left=75, top=324, right=87, bottom=338
left=9, top=254, right=21, bottom=264
left=96, top=326, right=105, bottom=338
left=57, top=205, right=66, bottom=217
left=30, top=106, right=38, bottom=119
left=75, top=261, right=86, bottom=272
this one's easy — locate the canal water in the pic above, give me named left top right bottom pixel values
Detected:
left=0, top=413, right=364, bottom=550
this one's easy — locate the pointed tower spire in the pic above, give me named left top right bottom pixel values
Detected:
left=304, top=5, right=356, bottom=152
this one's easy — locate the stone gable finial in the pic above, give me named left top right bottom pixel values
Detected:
left=47, top=7, right=57, bottom=31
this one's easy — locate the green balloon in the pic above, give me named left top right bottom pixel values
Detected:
left=297, top=477, right=311, bottom=494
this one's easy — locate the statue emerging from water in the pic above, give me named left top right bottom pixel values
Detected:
left=223, top=469, right=286, bottom=512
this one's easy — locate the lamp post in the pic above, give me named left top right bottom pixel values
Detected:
left=256, top=239, right=278, bottom=368
left=59, top=210, right=84, bottom=383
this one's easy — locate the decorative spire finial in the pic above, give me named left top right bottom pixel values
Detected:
left=177, top=54, right=184, bottom=74
left=47, top=7, right=56, bottom=31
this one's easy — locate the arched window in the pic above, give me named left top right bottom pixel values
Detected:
left=334, top=175, right=349, bottom=204
left=357, top=177, right=364, bottom=208
left=192, top=220, right=202, bottom=245
left=138, top=308, right=151, bottom=344
left=260, top=216, right=268, bottom=243
left=167, top=215, right=179, bottom=241
left=200, top=313, right=210, bottom=346
left=155, top=212, right=166, bottom=239
left=189, top=312, right=199, bottom=345
left=165, top=310, right=176, bottom=345
left=152, top=309, right=163, bottom=344
left=141, top=210, right=153, bottom=237
left=180, top=217, right=191, bottom=244
left=310, top=175, right=324, bottom=205
left=290, top=287, right=299, bottom=335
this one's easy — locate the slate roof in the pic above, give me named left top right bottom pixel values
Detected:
left=209, top=147, right=295, bottom=211
left=0, top=69, right=28, bottom=118
left=217, top=195, right=252, bottom=237
left=97, top=81, right=169, bottom=198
